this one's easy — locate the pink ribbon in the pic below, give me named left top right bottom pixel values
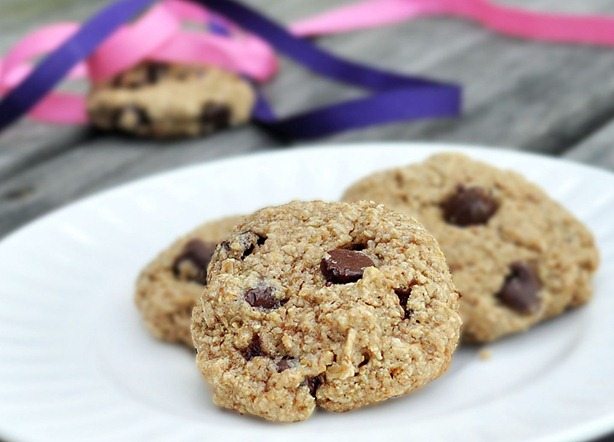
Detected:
left=291, top=0, right=614, bottom=44
left=3, top=0, right=614, bottom=126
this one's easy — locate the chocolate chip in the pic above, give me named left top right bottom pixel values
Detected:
left=276, top=356, right=297, bottom=372
left=201, top=102, right=231, bottom=130
left=171, top=239, right=216, bottom=284
left=111, top=74, right=126, bottom=88
left=349, top=243, right=367, bottom=251
left=496, top=262, right=542, bottom=314
left=394, top=284, right=415, bottom=319
left=244, top=285, right=282, bottom=309
left=320, top=249, right=374, bottom=284
left=241, top=335, right=263, bottom=361
left=304, top=374, right=324, bottom=397
left=145, top=62, right=169, bottom=84
left=441, top=185, right=498, bottom=226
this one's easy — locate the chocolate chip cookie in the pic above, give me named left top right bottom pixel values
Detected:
left=87, top=62, right=254, bottom=138
left=135, top=215, right=243, bottom=346
left=342, top=153, right=599, bottom=342
left=191, top=200, right=461, bottom=422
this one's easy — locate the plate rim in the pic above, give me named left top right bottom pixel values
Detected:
left=2, top=142, right=613, bottom=246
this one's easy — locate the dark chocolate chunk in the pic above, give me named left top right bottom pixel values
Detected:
left=171, top=239, right=216, bottom=284
left=394, top=284, right=416, bottom=319
left=320, top=249, right=374, bottom=284
left=241, top=335, right=263, bottom=361
left=201, top=102, right=231, bottom=130
left=496, top=261, right=542, bottom=314
left=244, top=285, right=282, bottom=309
left=441, top=185, right=498, bottom=226
left=111, top=74, right=126, bottom=88
left=145, top=62, right=169, bottom=84
left=348, top=243, right=367, bottom=251
left=304, top=374, right=324, bottom=397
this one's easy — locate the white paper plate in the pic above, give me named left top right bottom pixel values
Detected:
left=1, top=143, right=613, bottom=442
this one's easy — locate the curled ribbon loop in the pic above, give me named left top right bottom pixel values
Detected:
left=88, top=0, right=278, bottom=82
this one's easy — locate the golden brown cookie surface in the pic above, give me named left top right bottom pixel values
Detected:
left=343, top=153, right=599, bottom=342
left=192, top=201, right=461, bottom=422
left=87, top=62, right=254, bottom=138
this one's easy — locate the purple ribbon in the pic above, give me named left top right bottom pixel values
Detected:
left=0, top=0, right=461, bottom=139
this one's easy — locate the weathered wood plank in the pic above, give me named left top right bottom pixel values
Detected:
left=3, top=0, right=614, bottom=239
left=0, top=122, right=90, bottom=180
left=0, top=126, right=277, bottom=235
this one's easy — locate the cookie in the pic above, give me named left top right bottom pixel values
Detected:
left=135, top=215, right=243, bottom=346
left=191, top=200, right=461, bottom=422
left=87, top=62, right=254, bottom=138
left=342, top=153, right=599, bottom=342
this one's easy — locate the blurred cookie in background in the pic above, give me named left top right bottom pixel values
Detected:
left=87, top=62, right=254, bottom=138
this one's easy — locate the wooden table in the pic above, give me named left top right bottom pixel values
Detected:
left=2, top=0, right=614, bottom=238
left=0, top=0, right=613, bottom=440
